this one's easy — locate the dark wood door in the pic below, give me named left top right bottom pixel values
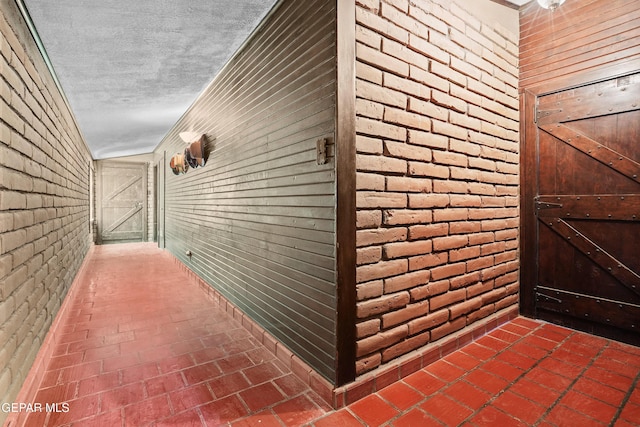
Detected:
left=528, top=72, right=640, bottom=346
left=97, top=162, right=147, bottom=244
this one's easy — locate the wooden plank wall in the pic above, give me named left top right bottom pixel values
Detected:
left=153, top=0, right=337, bottom=381
left=520, top=0, right=640, bottom=90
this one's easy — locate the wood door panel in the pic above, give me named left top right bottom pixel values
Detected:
left=98, top=162, right=147, bottom=243
left=538, top=221, right=640, bottom=301
left=536, top=287, right=639, bottom=333
left=531, top=71, right=640, bottom=346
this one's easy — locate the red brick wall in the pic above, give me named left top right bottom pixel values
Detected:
left=354, top=0, right=519, bottom=375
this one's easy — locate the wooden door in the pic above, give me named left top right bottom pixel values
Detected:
left=524, top=72, right=640, bottom=346
left=97, top=161, right=147, bottom=244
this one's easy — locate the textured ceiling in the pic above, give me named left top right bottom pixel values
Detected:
left=24, top=0, right=279, bottom=159
left=23, top=0, right=525, bottom=160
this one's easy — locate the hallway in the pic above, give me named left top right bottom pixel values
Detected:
left=6, top=243, right=639, bottom=426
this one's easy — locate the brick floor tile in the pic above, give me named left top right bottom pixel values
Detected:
left=391, top=408, right=443, bottom=427
left=549, top=348, right=593, bottom=367
left=242, top=361, right=283, bottom=385
left=100, top=382, right=146, bottom=413
left=121, top=362, right=160, bottom=384
left=192, top=346, right=227, bottom=364
left=238, top=382, right=285, bottom=412
left=146, top=371, right=187, bottom=396
left=169, top=383, right=215, bottom=413
left=223, top=337, right=260, bottom=355
left=544, top=404, right=607, bottom=427
left=511, top=342, right=550, bottom=359
left=460, top=342, right=499, bottom=360
left=583, top=366, right=634, bottom=392
left=608, top=341, right=640, bottom=358
left=47, top=352, right=84, bottom=371
left=403, top=370, right=446, bottom=396
left=470, top=406, right=528, bottom=427
left=102, top=353, right=141, bottom=372
left=137, top=344, right=175, bottom=362
left=123, top=395, right=173, bottom=426
left=620, top=402, right=640, bottom=424
left=35, top=382, right=77, bottom=404
left=558, top=340, right=601, bottom=358
left=183, top=361, right=223, bottom=385
left=520, top=334, right=558, bottom=351
left=481, top=359, right=524, bottom=382
left=80, top=410, right=125, bottom=427
left=200, top=395, right=249, bottom=426
left=465, top=369, right=510, bottom=394
left=208, top=371, right=251, bottom=398
left=560, top=391, right=617, bottom=423
left=538, top=357, right=584, bottom=379
left=475, top=335, right=511, bottom=352
left=83, top=343, right=121, bottom=362
left=47, top=394, right=101, bottom=426
left=566, top=333, right=608, bottom=349
left=420, top=393, right=473, bottom=425
left=488, top=328, right=521, bottom=344
left=272, top=394, right=326, bottom=427
left=425, top=360, right=466, bottom=382
left=510, top=317, right=542, bottom=330
left=59, top=330, right=89, bottom=344
left=273, top=373, right=308, bottom=396
left=312, top=409, right=366, bottom=427
left=158, top=353, right=195, bottom=374
left=572, top=377, right=626, bottom=407
left=443, top=351, right=483, bottom=371
left=348, top=394, right=399, bottom=427
left=231, top=409, right=284, bottom=427
left=524, top=367, right=573, bottom=392
left=444, top=381, right=492, bottom=410
left=59, top=361, right=103, bottom=382
left=592, top=357, right=639, bottom=379
left=532, top=325, right=571, bottom=342
left=217, top=353, right=254, bottom=373
left=378, top=381, right=424, bottom=410
left=493, top=391, right=547, bottom=424
left=509, top=378, right=561, bottom=407
left=494, top=350, right=537, bottom=370
left=500, top=322, right=532, bottom=337
left=156, top=409, right=204, bottom=427
left=77, top=372, right=120, bottom=397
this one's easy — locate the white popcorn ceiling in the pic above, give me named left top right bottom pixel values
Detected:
left=23, top=0, right=525, bottom=159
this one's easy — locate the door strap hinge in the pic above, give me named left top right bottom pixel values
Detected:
left=535, top=199, right=563, bottom=210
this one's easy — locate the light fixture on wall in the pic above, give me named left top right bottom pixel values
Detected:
left=537, top=0, right=565, bottom=11
left=169, top=132, right=209, bottom=175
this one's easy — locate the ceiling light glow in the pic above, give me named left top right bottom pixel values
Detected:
left=537, top=0, right=566, bottom=11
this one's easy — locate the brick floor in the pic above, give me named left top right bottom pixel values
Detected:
left=9, top=243, right=640, bottom=426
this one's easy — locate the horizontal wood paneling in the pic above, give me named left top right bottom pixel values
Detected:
left=154, top=0, right=338, bottom=381
left=520, top=0, right=640, bottom=89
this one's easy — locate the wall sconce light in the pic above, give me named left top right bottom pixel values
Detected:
left=169, top=132, right=209, bottom=175
left=537, top=0, right=565, bottom=11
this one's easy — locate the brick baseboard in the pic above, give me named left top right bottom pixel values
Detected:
left=171, top=253, right=519, bottom=409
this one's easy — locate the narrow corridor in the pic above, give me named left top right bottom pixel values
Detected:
left=10, top=243, right=640, bottom=426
